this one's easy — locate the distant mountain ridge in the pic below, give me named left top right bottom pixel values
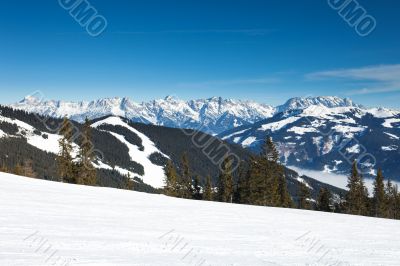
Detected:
left=0, top=105, right=346, bottom=200
left=219, top=102, right=400, bottom=181
left=10, top=95, right=365, bottom=134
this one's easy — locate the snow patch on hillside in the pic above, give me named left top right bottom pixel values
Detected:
left=242, top=136, right=257, bottom=147
left=0, top=115, right=79, bottom=156
left=288, top=126, right=317, bottom=135
left=260, top=117, right=301, bottom=132
left=382, top=145, right=398, bottom=151
left=384, top=132, right=400, bottom=140
left=92, top=116, right=168, bottom=188
left=383, top=118, right=400, bottom=128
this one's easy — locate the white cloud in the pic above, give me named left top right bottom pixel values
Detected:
left=177, top=77, right=280, bottom=89
left=306, top=64, right=400, bottom=95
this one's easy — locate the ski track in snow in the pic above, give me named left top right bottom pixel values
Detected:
left=1, top=173, right=400, bottom=265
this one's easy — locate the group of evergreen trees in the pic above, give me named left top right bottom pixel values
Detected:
left=236, top=137, right=293, bottom=207
left=163, top=137, right=294, bottom=208
left=0, top=159, right=37, bottom=178
left=163, top=154, right=196, bottom=199
left=56, top=117, right=97, bottom=186
left=163, top=136, right=400, bottom=220
left=345, top=162, right=400, bottom=219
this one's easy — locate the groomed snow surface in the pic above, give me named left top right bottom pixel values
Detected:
left=1, top=173, right=400, bottom=266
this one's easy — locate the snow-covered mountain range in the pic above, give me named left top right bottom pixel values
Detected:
left=10, top=95, right=370, bottom=134
left=11, top=96, right=276, bottom=134
left=9, top=95, right=400, bottom=180
left=11, top=95, right=365, bottom=135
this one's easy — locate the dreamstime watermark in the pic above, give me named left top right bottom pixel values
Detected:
left=328, top=0, right=376, bottom=37
left=25, top=91, right=105, bottom=172
left=158, top=229, right=211, bottom=266
left=299, top=105, right=376, bottom=175
left=295, top=231, right=350, bottom=266
left=23, top=230, right=76, bottom=266
left=58, top=0, right=108, bottom=37
left=180, top=125, right=241, bottom=174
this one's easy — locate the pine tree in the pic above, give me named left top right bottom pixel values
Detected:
left=345, top=161, right=368, bottom=216
left=76, top=118, right=97, bottom=185
left=298, top=182, right=312, bottom=210
left=217, top=157, right=234, bottom=203
left=22, top=159, right=36, bottom=178
left=246, top=156, right=264, bottom=206
left=0, top=165, right=6, bottom=173
left=203, top=175, right=213, bottom=201
left=14, top=163, right=24, bottom=176
left=317, top=188, right=332, bottom=212
left=124, top=173, right=134, bottom=190
left=235, top=161, right=250, bottom=204
left=372, top=168, right=386, bottom=217
left=0, top=160, right=8, bottom=173
left=395, top=188, right=400, bottom=220
left=177, top=153, right=192, bottom=199
left=262, top=136, right=280, bottom=163
left=192, top=175, right=202, bottom=200
left=244, top=154, right=283, bottom=207
left=385, top=180, right=397, bottom=219
left=164, top=160, right=178, bottom=197
left=267, top=161, right=284, bottom=207
left=277, top=169, right=293, bottom=208
left=57, top=117, right=75, bottom=183
left=260, top=137, right=290, bottom=207
left=0, top=158, right=11, bottom=174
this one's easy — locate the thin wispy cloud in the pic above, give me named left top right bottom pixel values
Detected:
left=177, top=77, right=280, bottom=89
left=306, top=64, right=400, bottom=95
left=113, top=28, right=276, bottom=36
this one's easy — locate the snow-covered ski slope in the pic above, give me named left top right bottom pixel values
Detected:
left=0, top=173, right=399, bottom=266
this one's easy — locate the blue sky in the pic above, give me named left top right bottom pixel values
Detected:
left=0, top=0, right=399, bottom=108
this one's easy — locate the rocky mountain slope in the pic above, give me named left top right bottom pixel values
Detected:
left=219, top=99, right=400, bottom=181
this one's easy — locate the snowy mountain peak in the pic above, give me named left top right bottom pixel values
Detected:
left=277, top=96, right=360, bottom=113
left=20, top=95, right=41, bottom=104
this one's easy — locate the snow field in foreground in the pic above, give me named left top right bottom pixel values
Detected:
left=0, top=173, right=399, bottom=266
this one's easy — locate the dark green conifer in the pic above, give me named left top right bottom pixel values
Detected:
left=262, top=136, right=280, bottom=163
left=345, top=161, right=368, bottom=216
left=217, top=157, right=234, bottom=203
left=317, top=188, right=332, bottom=212
left=164, top=160, right=179, bottom=197
left=178, top=153, right=193, bottom=199
left=57, top=117, right=75, bottom=183
left=124, top=173, right=134, bottom=190
left=372, top=168, right=386, bottom=217
left=385, top=179, right=397, bottom=219
left=203, top=175, right=213, bottom=201
left=77, top=118, right=97, bottom=185
left=298, top=182, right=312, bottom=210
